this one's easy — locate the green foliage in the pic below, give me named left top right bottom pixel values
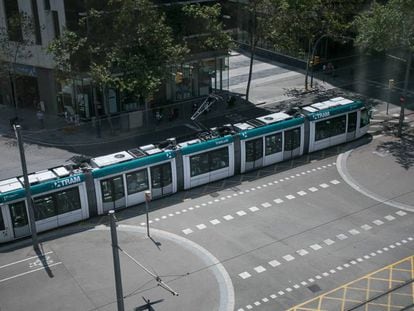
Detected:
left=355, top=0, right=414, bottom=52
left=182, top=3, right=234, bottom=52
left=48, top=0, right=188, bottom=98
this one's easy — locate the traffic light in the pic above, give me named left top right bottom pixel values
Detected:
left=175, top=71, right=183, bottom=84
left=388, top=79, right=395, bottom=89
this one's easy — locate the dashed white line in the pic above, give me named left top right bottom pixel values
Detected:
left=269, top=260, right=281, bottom=267
left=337, top=234, right=348, bottom=240
left=320, top=183, right=329, bottom=188
left=324, top=239, right=335, bottom=245
left=210, top=219, right=220, bottom=225
left=349, top=229, right=360, bottom=235
left=283, top=254, right=295, bottom=262
left=286, top=195, right=296, bottom=200
left=254, top=266, right=266, bottom=273
left=237, top=210, right=247, bottom=216
left=396, top=210, right=407, bottom=216
left=361, top=224, right=372, bottom=230
left=196, top=224, right=207, bottom=230
left=330, top=179, right=341, bottom=185
left=308, top=187, right=318, bottom=192
left=296, top=249, right=309, bottom=256
left=223, top=215, right=234, bottom=221
left=385, top=215, right=396, bottom=221
left=182, top=228, right=193, bottom=235
left=261, top=202, right=272, bottom=208
left=310, top=244, right=322, bottom=251
left=297, top=191, right=307, bottom=196
left=373, top=219, right=384, bottom=226
left=273, top=198, right=284, bottom=204
left=249, top=206, right=259, bottom=212
left=239, top=272, right=251, bottom=279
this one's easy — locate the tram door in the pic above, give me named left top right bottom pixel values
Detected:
left=101, top=175, right=126, bottom=212
left=283, top=127, right=301, bottom=160
left=150, top=162, right=172, bottom=199
left=245, top=138, right=263, bottom=171
left=346, top=112, right=357, bottom=140
left=0, top=206, right=11, bottom=242
left=9, top=201, right=31, bottom=238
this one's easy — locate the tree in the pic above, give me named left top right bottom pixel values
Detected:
left=182, top=3, right=234, bottom=53
left=47, top=0, right=188, bottom=113
left=0, top=12, right=34, bottom=113
left=354, top=0, right=414, bottom=137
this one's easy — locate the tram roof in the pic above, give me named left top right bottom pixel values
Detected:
left=300, top=97, right=364, bottom=121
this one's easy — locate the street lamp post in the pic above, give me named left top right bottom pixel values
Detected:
left=14, top=125, right=39, bottom=251
left=144, top=191, right=151, bottom=237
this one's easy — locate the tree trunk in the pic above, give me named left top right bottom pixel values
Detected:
left=246, top=37, right=255, bottom=101
left=304, top=39, right=312, bottom=90
left=397, top=51, right=412, bottom=137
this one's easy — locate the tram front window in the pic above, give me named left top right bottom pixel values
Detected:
left=360, top=109, right=369, bottom=127
left=9, top=201, right=28, bottom=227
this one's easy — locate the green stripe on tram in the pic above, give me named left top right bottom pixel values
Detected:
left=92, top=151, right=176, bottom=178
left=0, top=174, right=85, bottom=204
left=180, top=135, right=234, bottom=155
left=239, top=117, right=304, bottom=140
left=307, top=100, right=364, bottom=121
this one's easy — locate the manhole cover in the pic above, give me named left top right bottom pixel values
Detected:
left=307, top=284, right=321, bottom=293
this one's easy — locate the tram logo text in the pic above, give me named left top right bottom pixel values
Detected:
left=54, top=176, right=82, bottom=189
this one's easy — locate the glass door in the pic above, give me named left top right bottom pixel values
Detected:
left=245, top=138, right=263, bottom=171
left=101, top=175, right=126, bottom=212
left=0, top=206, right=11, bottom=242
left=150, top=163, right=173, bottom=198
left=347, top=112, right=357, bottom=140
left=9, top=201, right=31, bottom=238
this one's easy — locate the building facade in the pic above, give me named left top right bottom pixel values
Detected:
left=0, top=0, right=230, bottom=120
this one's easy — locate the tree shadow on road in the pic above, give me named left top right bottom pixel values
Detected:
left=376, top=133, right=414, bottom=170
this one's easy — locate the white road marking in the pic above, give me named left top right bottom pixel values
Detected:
left=337, top=234, right=348, bottom=240
left=283, top=254, right=295, bottom=262
left=227, top=195, right=232, bottom=199
left=214, top=199, right=220, bottom=202
left=155, top=218, right=160, bottom=221
left=310, top=244, right=322, bottom=251
left=269, top=260, right=281, bottom=267
left=286, top=287, right=293, bottom=292
left=175, top=211, right=181, bottom=215
left=239, top=191, right=244, bottom=195
left=182, top=228, right=193, bottom=235
left=188, top=207, right=194, bottom=210
left=396, top=210, right=407, bottom=216
left=223, top=215, right=234, bottom=221
left=297, top=191, right=307, bottom=196
left=278, top=291, right=285, bottom=295
left=210, top=219, right=221, bottom=225
left=296, top=174, right=301, bottom=177
left=308, top=187, right=318, bottom=192
left=0, top=251, right=54, bottom=270
left=336, top=266, right=343, bottom=271
left=322, top=272, right=329, bottom=277
left=286, top=194, right=296, bottom=200
left=296, top=249, right=309, bottom=256
left=319, top=183, right=329, bottom=188
left=324, top=239, right=335, bottom=245
left=239, top=272, right=251, bottom=279
left=257, top=186, right=262, bottom=189
left=349, top=229, right=360, bottom=235
left=330, top=179, right=341, bottom=185
left=385, top=215, right=396, bottom=221
left=361, top=224, right=372, bottom=230
left=261, top=202, right=272, bottom=208
left=315, top=275, right=322, bottom=279
left=237, top=210, right=247, bottom=216
left=301, top=281, right=308, bottom=286
left=262, top=297, right=269, bottom=302
left=270, top=294, right=277, bottom=299
left=357, top=258, right=363, bottom=262
left=196, top=224, right=207, bottom=230
left=308, top=278, right=315, bottom=282
left=343, top=263, right=350, bottom=268
left=140, top=222, right=145, bottom=226
left=0, top=262, right=62, bottom=283
left=162, top=215, right=167, bottom=219
left=254, top=266, right=266, bottom=273
left=373, top=219, right=384, bottom=225
left=249, top=206, right=259, bottom=212
left=329, top=269, right=336, bottom=274
left=273, top=198, right=284, bottom=204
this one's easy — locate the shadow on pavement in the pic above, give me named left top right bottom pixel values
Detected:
left=376, top=133, right=414, bottom=170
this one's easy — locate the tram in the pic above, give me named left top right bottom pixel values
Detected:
left=0, top=97, right=371, bottom=243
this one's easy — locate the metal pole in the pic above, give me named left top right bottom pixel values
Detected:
left=14, top=125, right=39, bottom=250
left=109, top=210, right=125, bottom=311
left=144, top=191, right=151, bottom=237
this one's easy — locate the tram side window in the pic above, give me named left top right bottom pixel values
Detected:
left=0, top=209, right=5, bottom=230
left=360, top=109, right=369, bottom=127
left=126, top=169, right=148, bottom=194
left=190, top=153, right=210, bottom=177
left=210, top=147, right=229, bottom=171
left=315, top=115, right=346, bottom=141
left=284, top=127, right=301, bottom=151
left=265, top=133, right=282, bottom=155
left=34, top=195, right=56, bottom=221
left=245, top=138, right=262, bottom=161
left=347, top=112, right=357, bottom=132
left=55, top=187, right=81, bottom=214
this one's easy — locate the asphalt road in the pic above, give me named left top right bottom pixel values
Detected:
left=1, top=137, right=412, bottom=311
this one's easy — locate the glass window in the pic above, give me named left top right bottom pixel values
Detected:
left=190, top=153, right=210, bottom=177
left=284, top=127, right=301, bottom=150
left=101, top=176, right=124, bottom=203
left=34, top=195, right=57, bottom=221
left=0, top=209, right=4, bottom=230
left=126, top=169, right=148, bottom=194
left=315, top=115, right=346, bottom=141
left=9, top=201, right=28, bottom=227
left=151, top=163, right=172, bottom=188
left=265, top=133, right=282, bottom=155
left=246, top=138, right=263, bottom=161
left=360, top=109, right=370, bottom=128
left=209, top=147, right=229, bottom=171
left=56, top=187, right=81, bottom=215
left=348, top=112, right=357, bottom=132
